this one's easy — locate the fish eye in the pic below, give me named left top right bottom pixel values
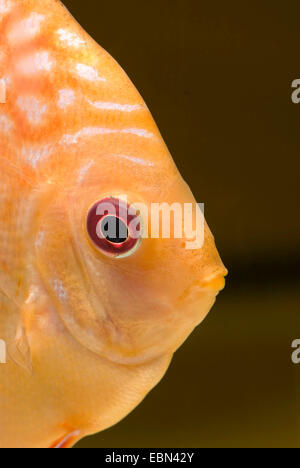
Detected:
left=86, top=197, right=141, bottom=258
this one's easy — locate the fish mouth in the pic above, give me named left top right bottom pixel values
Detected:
left=199, top=274, right=227, bottom=293
left=195, top=259, right=228, bottom=294
left=178, top=269, right=227, bottom=306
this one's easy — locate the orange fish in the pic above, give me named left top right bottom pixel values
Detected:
left=0, top=0, right=227, bottom=448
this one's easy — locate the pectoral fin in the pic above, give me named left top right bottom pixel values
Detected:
left=7, top=321, right=32, bottom=374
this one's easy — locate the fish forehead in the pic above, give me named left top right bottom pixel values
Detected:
left=0, top=0, right=171, bottom=179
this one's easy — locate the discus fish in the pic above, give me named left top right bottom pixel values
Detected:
left=0, top=0, right=227, bottom=448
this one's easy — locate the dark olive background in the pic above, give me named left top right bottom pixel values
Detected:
left=61, top=0, right=300, bottom=448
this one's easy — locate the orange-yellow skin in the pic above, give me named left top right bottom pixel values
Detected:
left=0, top=0, right=227, bottom=448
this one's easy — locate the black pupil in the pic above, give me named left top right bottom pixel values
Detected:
left=101, top=216, right=128, bottom=244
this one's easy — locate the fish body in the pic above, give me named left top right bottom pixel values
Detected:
left=0, top=0, right=227, bottom=448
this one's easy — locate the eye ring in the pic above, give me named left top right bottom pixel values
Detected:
left=86, top=197, right=142, bottom=258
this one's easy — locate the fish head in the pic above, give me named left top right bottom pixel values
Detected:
left=35, top=131, right=227, bottom=365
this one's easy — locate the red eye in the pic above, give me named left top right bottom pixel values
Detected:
left=86, top=197, right=141, bottom=258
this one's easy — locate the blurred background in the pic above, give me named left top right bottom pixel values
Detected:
left=62, top=0, right=300, bottom=448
